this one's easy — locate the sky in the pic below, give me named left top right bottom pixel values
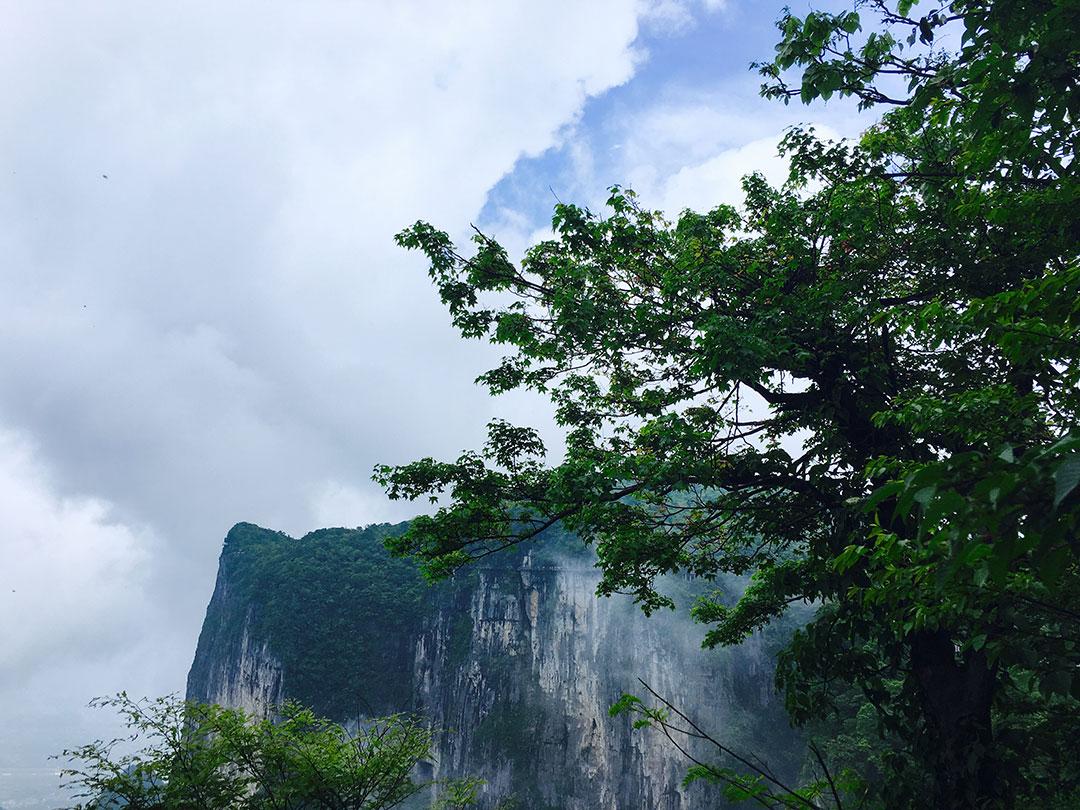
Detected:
left=0, top=0, right=870, bottom=797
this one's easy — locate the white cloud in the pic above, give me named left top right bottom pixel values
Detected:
left=605, top=77, right=863, bottom=206
left=535, top=78, right=869, bottom=224
left=0, top=0, right=650, bottom=550
left=639, top=0, right=729, bottom=34
left=0, top=436, right=194, bottom=785
left=478, top=75, right=868, bottom=232
left=308, top=479, right=406, bottom=530
left=656, top=133, right=789, bottom=211
left=0, top=429, right=156, bottom=680
left=652, top=124, right=843, bottom=215
left=0, top=0, right=656, bottom=774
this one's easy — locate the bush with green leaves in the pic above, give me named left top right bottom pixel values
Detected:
left=59, top=693, right=480, bottom=809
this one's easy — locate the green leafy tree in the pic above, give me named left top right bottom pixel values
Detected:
left=375, top=1, right=1078, bottom=806
left=59, top=694, right=480, bottom=809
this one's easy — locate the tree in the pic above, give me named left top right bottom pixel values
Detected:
left=375, top=1, right=1078, bottom=806
left=59, top=694, right=480, bottom=809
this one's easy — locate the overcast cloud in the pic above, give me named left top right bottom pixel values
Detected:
left=0, top=0, right=864, bottom=794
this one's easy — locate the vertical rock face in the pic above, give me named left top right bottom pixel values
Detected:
left=187, top=523, right=801, bottom=809
left=187, top=572, right=285, bottom=719
left=414, top=559, right=788, bottom=809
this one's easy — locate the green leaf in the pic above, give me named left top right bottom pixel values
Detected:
left=833, top=544, right=867, bottom=574
left=1039, top=545, right=1071, bottom=586
left=912, top=486, right=936, bottom=506
left=865, top=480, right=903, bottom=511
left=608, top=694, right=642, bottom=717
left=841, top=12, right=861, bottom=34
left=1042, top=670, right=1073, bottom=697
left=973, top=565, right=989, bottom=588
left=1053, top=454, right=1080, bottom=507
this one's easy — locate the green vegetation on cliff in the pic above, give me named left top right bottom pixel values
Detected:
left=218, top=522, right=431, bottom=718
left=201, top=520, right=589, bottom=720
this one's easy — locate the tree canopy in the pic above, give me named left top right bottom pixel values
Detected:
left=59, top=694, right=479, bottom=809
left=376, top=1, right=1078, bottom=807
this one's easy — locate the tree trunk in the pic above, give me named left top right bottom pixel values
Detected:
left=910, top=629, right=1001, bottom=808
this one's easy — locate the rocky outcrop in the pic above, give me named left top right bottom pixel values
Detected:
left=187, top=523, right=801, bottom=809
left=188, top=601, right=284, bottom=718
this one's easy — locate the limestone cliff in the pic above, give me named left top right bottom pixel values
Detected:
left=187, top=522, right=801, bottom=808
left=187, top=576, right=285, bottom=719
